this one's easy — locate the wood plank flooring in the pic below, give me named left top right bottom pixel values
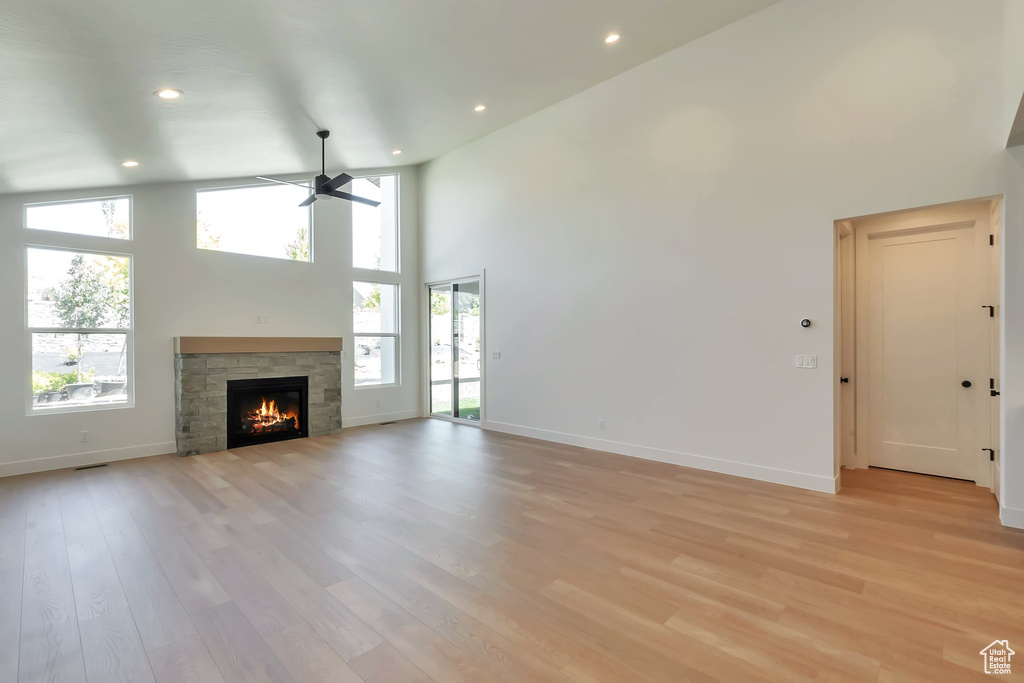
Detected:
left=1, top=418, right=1022, bottom=682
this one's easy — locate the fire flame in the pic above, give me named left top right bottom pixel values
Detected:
left=245, top=397, right=300, bottom=433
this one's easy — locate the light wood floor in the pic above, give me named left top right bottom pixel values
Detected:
left=1, top=419, right=1022, bottom=682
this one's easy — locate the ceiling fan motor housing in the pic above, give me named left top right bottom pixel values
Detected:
left=256, top=129, right=380, bottom=207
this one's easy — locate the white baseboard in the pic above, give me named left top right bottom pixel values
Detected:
left=0, top=441, right=175, bottom=478
left=1001, top=505, right=1024, bottom=530
left=343, top=410, right=422, bottom=428
left=0, top=410, right=421, bottom=478
left=483, top=420, right=838, bottom=494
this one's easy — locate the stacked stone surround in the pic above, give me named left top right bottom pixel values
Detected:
left=174, top=350, right=342, bottom=456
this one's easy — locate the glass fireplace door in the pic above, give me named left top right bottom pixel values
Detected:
left=429, top=279, right=482, bottom=422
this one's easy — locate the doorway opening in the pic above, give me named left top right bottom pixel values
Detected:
left=428, top=277, right=483, bottom=424
left=834, top=198, right=1001, bottom=495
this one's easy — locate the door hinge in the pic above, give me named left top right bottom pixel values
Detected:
left=983, top=448, right=995, bottom=461
left=982, top=305, right=995, bottom=318
left=840, top=377, right=849, bottom=384
left=990, top=378, right=1000, bottom=397
left=990, top=234, right=995, bottom=246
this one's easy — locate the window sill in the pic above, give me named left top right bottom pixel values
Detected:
left=354, top=383, right=401, bottom=391
left=27, top=400, right=135, bottom=418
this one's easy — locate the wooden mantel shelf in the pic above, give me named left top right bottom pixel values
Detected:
left=173, top=337, right=343, bottom=354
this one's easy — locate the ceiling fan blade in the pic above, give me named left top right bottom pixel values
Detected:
left=322, top=172, right=354, bottom=193
left=257, top=176, right=310, bottom=189
left=298, top=194, right=318, bottom=207
left=328, top=190, right=380, bottom=207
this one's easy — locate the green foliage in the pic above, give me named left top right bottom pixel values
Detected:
left=32, top=371, right=80, bottom=394
left=46, top=254, right=129, bottom=329
left=430, top=292, right=450, bottom=316
left=100, top=256, right=130, bottom=328
left=47, top=254, right=110, bottom=329
left=453, top=296, right=480, bottom=317
left=196, top=211, right=221, bottom=250
left=62, top=348, right=80, bottom=367
left=361, top=284, right=382, bottom=310
left=285, top=225, right=310, bottom=262
left=101, top=199, right=129, bottom=238
left=45, top=253, right=130, bottom=381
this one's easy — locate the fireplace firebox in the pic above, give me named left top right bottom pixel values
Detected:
left=226, top=376, right=308, bottom=449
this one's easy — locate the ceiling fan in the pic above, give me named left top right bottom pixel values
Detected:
left=257, top=130, right=380, bottom=208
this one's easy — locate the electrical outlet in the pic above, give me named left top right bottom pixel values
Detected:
left=598, top=419, right=605, bottom=431
left=256, top=313, right=270, bottom=324
left=80, top=430, right=90, bottom=443
left=376, top=399, right=382, bottom=409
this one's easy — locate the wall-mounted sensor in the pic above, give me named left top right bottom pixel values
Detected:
left=801, top=319, right=812, bottom=328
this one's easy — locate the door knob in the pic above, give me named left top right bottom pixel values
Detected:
left=962, top=380, right=972, bottom=388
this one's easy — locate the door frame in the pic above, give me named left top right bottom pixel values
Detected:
left=834, top=198, right=1001, bottom=490
left=423, top=271, right=486, bottom=426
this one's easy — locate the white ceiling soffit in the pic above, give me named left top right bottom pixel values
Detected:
left=0, top=0, right=778, bottom=193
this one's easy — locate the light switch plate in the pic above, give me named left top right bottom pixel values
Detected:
left=492, top=351, right=501, bottom=359
left=796, top=355, right=818, bottom=369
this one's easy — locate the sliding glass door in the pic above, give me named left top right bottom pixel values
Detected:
left=429, top=279, right=482, bottom=422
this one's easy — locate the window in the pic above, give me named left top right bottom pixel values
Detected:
left=27, top=246, right=132, bottom=412
left=196, top=184, right=312, bottom=262
left=353, top=282, right=399, bottom=386
left=352, top=175, right=398, bottom=271
left=26, top=196, right=131, bottom=239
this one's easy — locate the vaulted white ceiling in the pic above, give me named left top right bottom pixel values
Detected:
left=0, top=0, right=777, bottom=193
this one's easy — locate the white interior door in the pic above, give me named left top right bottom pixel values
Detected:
left=857, top=211, right=990, bottom=481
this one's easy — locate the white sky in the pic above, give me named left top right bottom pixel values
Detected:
left=197, top=184, right=311, bottom=260
left=351, top=178, right=384, bottom=268
left=27, top=197, right=130, bottom=238
left=197, top=178, right=387, bottom=263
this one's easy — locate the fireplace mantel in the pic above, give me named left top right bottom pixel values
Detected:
left=173, top=336, right=343, bottom=354
left=173, top=338, right=342, bottom=455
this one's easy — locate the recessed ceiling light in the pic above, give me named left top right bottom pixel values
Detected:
left=391, top=149, right=403, bottom=156
left=121, top=160, right=139, bottom=167
left=605, top=33, right=621, bottom=44
left=155, top=88, right=182, bottom=99
left=474, top=104, right=487, bottom=112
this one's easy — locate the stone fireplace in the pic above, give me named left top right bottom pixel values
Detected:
left=173, top=337, right=342, bottom=456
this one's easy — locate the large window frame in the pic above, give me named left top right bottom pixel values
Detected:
left=24, top=194, right=133, bottom=240
left=351, top=174, right=399, bottom=273
left=23, top=206, right=136, bottom=416
left=352, top=281, right=400, bottom=389
left=195, top=181, right=314, bottom=263
left=351, top=173, right=401, bottom=390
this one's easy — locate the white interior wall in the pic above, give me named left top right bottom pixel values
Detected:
left=999, top=0, right=1024, bottom=528
left=421, top=0, right=1015, bottom=495
left=0, top=167, right=420, bottom=475
left=1003, top=0, right=1024, bottom=142
left=1001, top=147, right=1024, bottom=527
